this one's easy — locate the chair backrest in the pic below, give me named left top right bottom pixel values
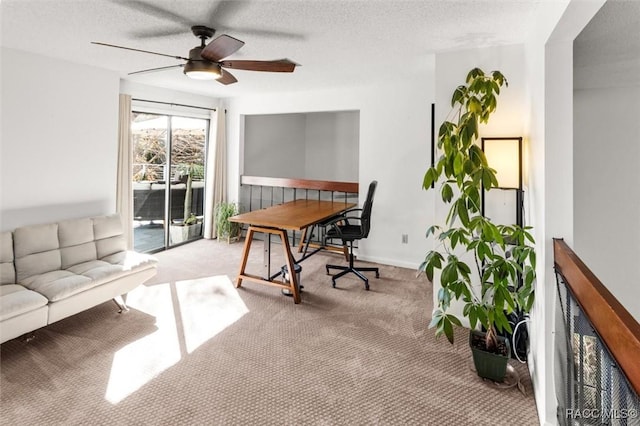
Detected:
left=360, top=180, right=377, bottom=238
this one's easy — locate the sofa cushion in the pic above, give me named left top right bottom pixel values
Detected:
left=1, top=232, right=15, bottom=285
left=20, top=270, right=94, bottom=302
left=66, top=260, right=127, bottom=284
left=58, top=217, right=94, bottom=247
left=60, top=242, right=98, bottom=270
left=59, top=218, right=98, bottom=269
left=58, top=218, right=98, bottom=269
left=15, top=251, right=62, bottom=284
left=14, top=223, right=61, bottom=282
left=0, top=284, right=49, bottom=322
left=93, top=215, right=126, bottom=258
left=13, top=223, right=59, bottom=258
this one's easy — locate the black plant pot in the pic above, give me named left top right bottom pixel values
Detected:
left=469, top=329, right=511, bottom=382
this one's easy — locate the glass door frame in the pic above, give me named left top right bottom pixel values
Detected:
left=131, top=109, right=210, bottom=253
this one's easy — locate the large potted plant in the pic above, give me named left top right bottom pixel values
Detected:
left=420, top=68, right=536, bottom=382
left=169, top=164, right=202, bottom=244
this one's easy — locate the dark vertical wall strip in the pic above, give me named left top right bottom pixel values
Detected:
left=431, top=103, right=435, bottom=189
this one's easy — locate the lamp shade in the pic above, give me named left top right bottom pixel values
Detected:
left=482, top=138, right=522, bottom=189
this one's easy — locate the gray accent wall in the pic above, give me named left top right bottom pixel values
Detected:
left=243, top=111, right=359, bottom=181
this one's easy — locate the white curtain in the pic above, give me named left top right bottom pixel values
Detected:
left=204, top=108, right=227, bottom=239
left=116, top=94, right=133, bottom=249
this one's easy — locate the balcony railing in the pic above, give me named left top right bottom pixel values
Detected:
left=554, top=239, right=640, bottom=425
left=239, top=176, right=359, bottom=248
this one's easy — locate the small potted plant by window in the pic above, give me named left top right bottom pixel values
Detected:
left=215, top=202, right=241, bottom=243
left=420, top=68, right=536, bottom=382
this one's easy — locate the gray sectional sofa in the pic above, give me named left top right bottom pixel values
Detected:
left=0, top=214, right=158, bottom=344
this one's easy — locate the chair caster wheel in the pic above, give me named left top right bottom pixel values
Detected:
left=365, top=283, right=370, bottom=291
left=375, top=272, right=380, bottom=278
left=332, top=280, right=337, bottom=288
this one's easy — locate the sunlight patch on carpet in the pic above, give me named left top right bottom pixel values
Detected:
left=176, top=275, right=249, bottom=353
left=104, top=276, right=248, bottom=404
left=105, top=283, right=180, bottom=404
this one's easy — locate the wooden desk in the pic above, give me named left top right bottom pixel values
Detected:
left=229, top=199, right=356, bottom=303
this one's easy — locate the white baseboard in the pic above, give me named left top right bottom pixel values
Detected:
left=356, top=254, right=419, bottom=270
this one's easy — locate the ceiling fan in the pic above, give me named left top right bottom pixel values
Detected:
left=92, top=25, right=297, bottom=85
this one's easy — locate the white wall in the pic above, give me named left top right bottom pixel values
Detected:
left=435, top=45, right=527, bottom=138
left=1, top=47, right=120, bottom=230
left=523, top=1, right=606, bottom=425
left=224, top=71, right=435, bottom=269
left=574, top=87, right=640, bottom=320
left=0, top=52, right=220, bottom=232
left=120, top=80, right=219, bottom=118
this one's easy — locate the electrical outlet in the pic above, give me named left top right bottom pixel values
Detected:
left=402, top=234, right=408, bottom=244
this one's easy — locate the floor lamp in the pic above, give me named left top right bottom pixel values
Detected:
left=480, top=137, right=523, bottom=227
left=481, top=137, right=527, bottom=360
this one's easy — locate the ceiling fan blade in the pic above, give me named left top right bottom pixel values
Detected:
left=220, top=59, right=297, bottom=72
left=130, top=28, right=187, bottom=39
left=128, top=64, right=184, bottom=76
left=229, top=27, right=305, bottom=41
left=201, top=35, right=245, bottom=62
left=207, top=1, right=246, bottom=26
left=206, top=1, right=304, bottom=41
left=110, top=0, right=192, bottom=27
left=91, top=42, right=190, bottom=61
left=217, top=69, right=238, bottom=85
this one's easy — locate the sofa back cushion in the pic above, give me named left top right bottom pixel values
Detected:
left=0, top=232, right=15, bottom=285
left=14, top=223, right=61, bottom=283
left=59, top=217, right=98, bottom=269
left=93, top=214, right=126, bottom=259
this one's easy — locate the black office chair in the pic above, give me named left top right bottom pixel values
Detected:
left=324, top=180, right=379, bottom=290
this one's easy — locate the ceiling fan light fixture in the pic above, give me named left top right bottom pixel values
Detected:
left=183, top=61, right=222, bottom=80
left=94, top=26, right=296, bottom=86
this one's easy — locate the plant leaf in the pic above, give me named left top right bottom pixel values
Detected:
left=425, top=225, right=440, bottom=238
left=441, top=183, right=453, bottom=203
left=443, top=316, right=455, bottom=344
left=422, top=167, right=438, bottom=190
left=457, top=199, right=469, bottom=226
left=451, top=86, right=466, bottom=107
left=453, top=152, right=464, bottom=175
left=468, top=96, right=482, bottom=114
left=428, top=310, right=443, bottom=329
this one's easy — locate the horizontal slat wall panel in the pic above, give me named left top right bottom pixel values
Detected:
left=241, top=176, right=358, bottom=194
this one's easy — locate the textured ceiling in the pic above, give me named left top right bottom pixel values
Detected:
left=574, top=0, right=640, bottom=90
left=0, top=0, right=545, bottom=97
left=2, top=0, right=547, bottom=98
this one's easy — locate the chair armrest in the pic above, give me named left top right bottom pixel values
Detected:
left=323, top=208, right=363, bottom=227
left=323, top=210, right=363, bottom=243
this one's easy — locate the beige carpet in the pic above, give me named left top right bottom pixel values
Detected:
left=0, top=238, right=539, bottom=425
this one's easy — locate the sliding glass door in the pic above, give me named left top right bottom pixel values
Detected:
left=131, top=113, right=208, bottom=252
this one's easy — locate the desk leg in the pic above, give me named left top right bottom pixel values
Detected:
left=236, top=227, right=255, bottom=288
left=235, top=226, right=300, bottom=304
left=297, top=227, right=307, bottom=253
left=263, top=233, right=272, bottom=279
left=279, top=229, right=301, bottom=304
